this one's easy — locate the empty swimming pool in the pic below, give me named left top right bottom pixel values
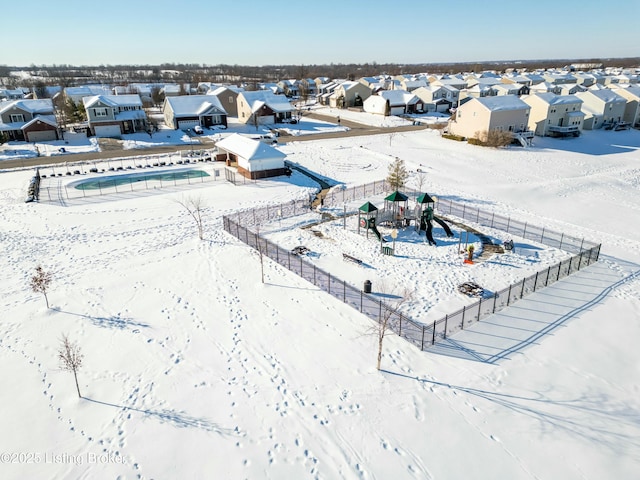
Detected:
left=69, top=168, right=210, bottom=191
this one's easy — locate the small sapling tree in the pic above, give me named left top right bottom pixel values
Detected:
left=30, top=265, right=52, bottom=308
left=58, top=334, right=84, bottom=398
left=175, top=195, right=205, bottom=240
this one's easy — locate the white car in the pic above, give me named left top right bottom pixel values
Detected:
left=193, top=125, right=204, bottom=134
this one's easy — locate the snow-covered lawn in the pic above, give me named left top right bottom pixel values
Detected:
left=1, top=125, right=639, bottom=479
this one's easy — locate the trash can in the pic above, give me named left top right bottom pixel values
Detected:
left=364, top=280, right=372, bottom=294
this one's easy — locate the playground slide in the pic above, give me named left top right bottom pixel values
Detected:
left=370, top=224, right=387, bottom=242
left=433, top=216, right=454, bottom=237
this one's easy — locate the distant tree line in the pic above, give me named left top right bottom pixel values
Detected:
left=1, top=57, right=638, bottom=90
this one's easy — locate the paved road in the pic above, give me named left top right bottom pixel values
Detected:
left=0, top=113, right=429, bottom=171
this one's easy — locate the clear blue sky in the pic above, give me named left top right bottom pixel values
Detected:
left=3, top=0, right=638, bottom=66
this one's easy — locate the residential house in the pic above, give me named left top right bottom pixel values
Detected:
left=236, top=90, right=294, bottom=125
left=83, top=94, right=147, bottom=137
left=522, top=93, right=584, bottom=137
left=448, top=96, right=533, bottom=145
left=429, top=75, right=467, bottom=90
left=316, top=81, right=340, bottom=106
left=162, top=95, right=227, bottom=130
left=557, top=83, right=587, bottom=96
left=277, top=80, right=299, bottom=97
left=491, top=83, right=529, bottom=96
left=575, top=90, right=627, bottom=129
left=161, top=84, right=182, bottom=97
left=363, top=90, right=424, bottom=116
left=542, top=72, right=576, bottom=85
left=395, top=75, right=428, bottom=92
left=529, top=82, right=560, bottom=94
left=64, top=85, right=113, bottom=105
left=328, top=81, right=371, bottom=108
left=0, top=88, right=25, bottom=101
left=611, top=86, right=640, bottom=127
left=0, top=99, right=59, bottom=142
left=207, top=86, right=243, bottom=117
left=215, top=133, right=287, bottom=179
left=258, top=83, right=284, bottom=95
left=413, top=86, right=454, bottom=113
left=298, top=79, right=317, bottom=97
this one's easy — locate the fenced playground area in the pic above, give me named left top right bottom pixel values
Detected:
left=223, top=180, right=600, bottom=355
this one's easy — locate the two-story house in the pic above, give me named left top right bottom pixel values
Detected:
left=0, top=99, right=59, bottom=142
left=522, top=93, right=584, bottom=137
left=328, top=81, right=372, bottom=109
left=448, top=96, right=533, bottom=145
left=611, top=86, right=640, bottom=127
left=83, top=94, right=147, bottom=137
left=413, top=86, right=454, bottom=113
left=575, top=90, right=627, bottom=129
left=236, top=90, right=294, bottom=125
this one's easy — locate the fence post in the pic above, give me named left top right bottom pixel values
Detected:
left=313, top=264, right=316, bottom=285
left=443, top=315, right=448, bottom=339
left=557, top=260, right=562, bottom=281
left=559, top=233, right=564, bottom=250
left=461, top=306, right=466, bottom=330
left=328, top=273, right=331, bottom=294
left=533, top=272, right=539, bottom=291
left=477, top=298, right=482, bottom=322
left=398, top=314, right=402, bottom=337
left=462, top=203, right=466, bottom=219
left=506, top=284, right=512, bottom=306
left=343, top=280, right=346, bottom=302
left=545, top=266, right=551, bottom=286
left=476, top=207, right=480, bottom=223
left=493, top=292, right=498, bottom=313
left=523, top=222, right=527, bottom=239
left=520, top=278, right=526, bottom=298
left=432, top=321, right=436, bottom=345
left=378, top=300, right=382, bottom=322
left=421, top=326, right=425, bottom=350
left=490, top=212, right=495, bottom=229
left=540, top=227, right=545, bottom=243
left=360, top=290, right=363, bottom=312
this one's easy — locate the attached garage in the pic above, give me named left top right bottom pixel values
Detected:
left=257, top=115, right=275, bottom=125
left=178, top=120, right=200, bottom=131
left=25, top=130, right=58, bottom=142
left=94, top=125, right=122, bottom=138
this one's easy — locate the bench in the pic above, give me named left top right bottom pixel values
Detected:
left=342, top=253, right=363, bottom=265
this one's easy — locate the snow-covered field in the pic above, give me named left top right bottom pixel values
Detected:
left=1, top=125, right=639, bottom=479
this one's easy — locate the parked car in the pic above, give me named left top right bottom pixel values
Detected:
left=193, top=125, right=204, bottom=134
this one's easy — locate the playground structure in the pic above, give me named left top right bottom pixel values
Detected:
left=357, top=190, right=454, bottom=248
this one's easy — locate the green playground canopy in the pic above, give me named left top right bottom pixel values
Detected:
left=416, top=193, right=435, bottom=204
left=359, top=201, right=378, bottom=212
left=384, top=191, right=408, bottom=202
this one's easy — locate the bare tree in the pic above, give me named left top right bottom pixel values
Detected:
left=58, top=334, right=84, bottom=398
left=386, top=157, right=408, bottom=190
left=366, top=285, right=414, bottom=370
left=30, top=265, right=52, bottom=308
left=414, top=171, right=427, bottom=192
left=175, top=195, right=205, bottom=240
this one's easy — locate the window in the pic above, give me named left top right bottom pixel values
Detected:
left=94, top=108, right=108, bottom=117
left=229, top=96, right=233, bottom=104
left=10, top=113, right=24, bottom=122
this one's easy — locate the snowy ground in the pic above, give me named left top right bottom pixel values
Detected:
left=1, top=125, right=639, bottom=479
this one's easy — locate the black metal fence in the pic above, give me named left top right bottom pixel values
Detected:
left=222, top=180, right=601, bottom=351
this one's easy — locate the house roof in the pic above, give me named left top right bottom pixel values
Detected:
left=377, top=90, right=419, bottom=105
left=577, top=90, right=626, bottom=104
left=83, top=94, right=143, bottom=108
left=527, top=93, right=583, bottom=106
left=165, top=95, right=226, bottom=116
left=216, top=133, right=286, bottom=161
left=474, top=96, right=530, bottom=112
left=22, top=115, right=57, bottom=128
left=0, top=99, right=54, bottom=115
left=239, top=91, right=293, bottom=113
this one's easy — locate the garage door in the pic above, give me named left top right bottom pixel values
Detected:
left=94, top=125, right=122, bottom=138
left=258, top=115, right=275, bottom=125
left=26, top=130, right=57, bottom=142
left=178, top=120, right=200, bottom=131
left=390, top=106, right=405, bottom=116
